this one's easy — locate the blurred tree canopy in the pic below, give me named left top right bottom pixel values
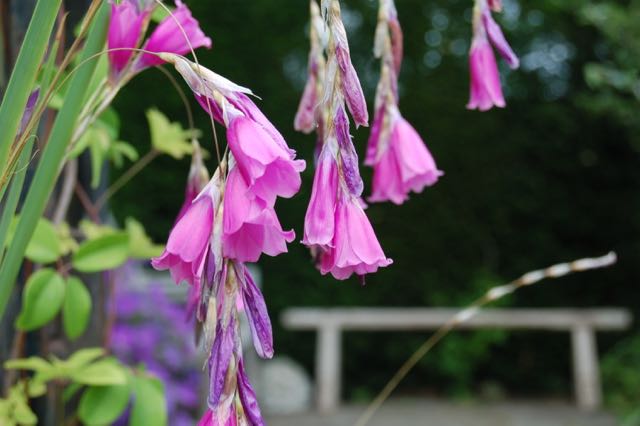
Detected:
left=111, top=0, right=640, bottom=399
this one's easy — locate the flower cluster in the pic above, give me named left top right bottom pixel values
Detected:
left=152, top=52, right=306, bottom=424
left=467, top=0, right=519, bottom=111
left=365, top=0, right=443, bottom=205
left=301, top=0, right=392, bottom=280
left=107, top=0, right=212, bottom=81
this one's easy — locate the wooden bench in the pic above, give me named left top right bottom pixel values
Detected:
left=281, top=308, right=632, bottom=413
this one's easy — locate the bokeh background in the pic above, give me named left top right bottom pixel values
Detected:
left=108, top=0, right=639, bottom=415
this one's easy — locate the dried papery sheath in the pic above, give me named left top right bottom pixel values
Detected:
left=366, top=0, right=442, bottom=205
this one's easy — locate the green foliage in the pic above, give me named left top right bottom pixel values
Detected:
left=5, top=217, right=62, bottom=264
left=146, top=108, right=195, bottom=159
left=126, top=217, right=164, bottom=259
left=0, top=1, right=110, bottom=319
left=16, top=268, right=65, bottom=331
left=576, top=1, right=640, bottom=143
left=71, top=108, right=138, bottom=188
left=602, top=334, right=640, bottom=423
left=72, top=232, right=130, bottom=273
left=62, top=276, right=92, bottom=340
left=78, top=383, right=132, bottom=426
left=0, top=383, right=38, bottom=426
left=130, top=374, right=168, bottom=426
left=3, top=350, right=166, bottom=426
left=4, top=348, right=127, bottom=386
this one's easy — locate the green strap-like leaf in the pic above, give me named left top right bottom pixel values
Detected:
left=0, top=2, right=110, bottom=322
left=0, top=0, right=63, bottom=177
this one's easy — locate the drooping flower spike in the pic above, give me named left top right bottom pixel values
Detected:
left=466, top=0, right=519, bottom=111
left=365, top=0, right=443, bottom=205
left=153, top=53, right=305, bottom=424
left=107, top=0, right=211, bottom=81
left=161, top=53, right=305, bottom=264
left=302, top=0, right=392, bottom=280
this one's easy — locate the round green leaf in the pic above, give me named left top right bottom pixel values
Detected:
left=78, top=384, right=131, bottom=426
left=25, top=218, right=61, bottom=263
left=5, top=217, right=61, bottom=264
left=72, top=233, right=130, bottom=273
left=130, top=376, right=167, bottom=426
left=16, top=269, right=65, bottom=331
left=63, top=277, right=92, bottom=340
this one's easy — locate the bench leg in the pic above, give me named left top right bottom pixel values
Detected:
left=316, top=326, right=341, bottom=414
left=571, top=325, right=602, bottom=411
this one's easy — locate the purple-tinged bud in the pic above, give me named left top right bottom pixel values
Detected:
left=335, top=45, right=369, bottom=127
left=482, top=9, right=519, bottom=69
left=239, top=266, right=273, bottom=359
left=18, top=89, right=39, bottom=137
left=207, top=317, right=235, bottom=408
left=335, top=106, right=363, bottom=197
left=237, top=359, right=266, bottom=426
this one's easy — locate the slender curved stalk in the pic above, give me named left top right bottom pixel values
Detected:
left=0, top=0, right=62, bottom=184
left=0, top=2, right=110, bottom=322
left=354, top=252, right=618, bottom=426
left=94, top=150, right=159, bottom=210
left=0, top=137, right=36, bottom=264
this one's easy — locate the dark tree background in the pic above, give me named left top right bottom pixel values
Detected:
left=111, top=0, right=640, bottom=400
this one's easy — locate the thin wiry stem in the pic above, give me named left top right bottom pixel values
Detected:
left=354, top=252, right=618, bottom=426
left=94, top=149, right=159, bottom=210
left=152, top=0, right=222, bottom=167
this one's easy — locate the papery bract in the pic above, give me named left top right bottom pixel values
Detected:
left=108, top=0, right=146, bottom=76
left=320, top=193, right=392, bottom=280
left=222, top=167, right=295, bottom=262
left=335, top=45, right=369, bottom=128
left=227, top=116, right=305, bottom=205
left=334, top=106, right=363, bottom=196
left=482, top=10, right=519, bottom=69
left=139, top=0, right=212, bottom=69
left=197, top=408, right=238, bottom=426
left=237, top=359, right=265, bottom=426
left=207, top=318, right=235, bottom=407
